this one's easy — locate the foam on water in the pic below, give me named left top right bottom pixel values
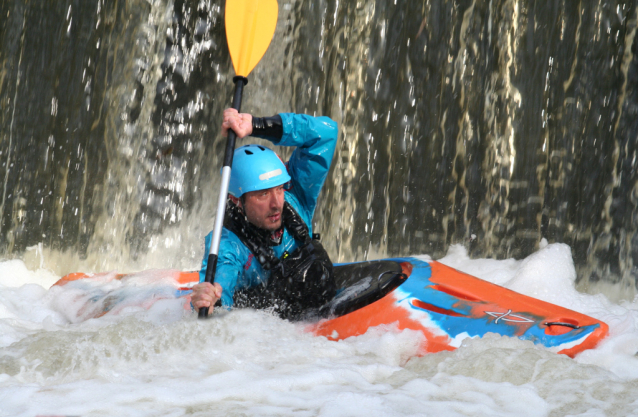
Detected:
left=1, top=243, right=638, bottom=416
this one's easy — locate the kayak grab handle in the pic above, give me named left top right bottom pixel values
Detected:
left=545, top=321, right=581, bottom=329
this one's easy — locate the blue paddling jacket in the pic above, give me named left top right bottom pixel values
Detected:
left=199, top=113, right=338, bottom=307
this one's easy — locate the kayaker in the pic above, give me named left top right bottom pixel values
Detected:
left=190, top=108, right=339, bottom=320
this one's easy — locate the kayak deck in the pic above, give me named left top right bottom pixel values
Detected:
left=312, top=259, right=608, bottom=357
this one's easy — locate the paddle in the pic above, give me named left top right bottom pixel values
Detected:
left=199, top=0, right=279, bottom=318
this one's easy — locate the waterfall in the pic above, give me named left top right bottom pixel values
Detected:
left=1, top=0, right=637, bottom=299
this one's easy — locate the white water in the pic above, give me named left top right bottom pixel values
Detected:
left=1, top=242, right=638, bottom=416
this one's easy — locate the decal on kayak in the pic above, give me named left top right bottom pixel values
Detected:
left=485, top=309, right=535, bottom=324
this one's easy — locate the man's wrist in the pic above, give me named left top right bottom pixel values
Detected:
left=252, top=115, right=283, bottom=140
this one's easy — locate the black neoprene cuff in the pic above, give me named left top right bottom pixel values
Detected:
left=252, top=115, right=283, bottom=140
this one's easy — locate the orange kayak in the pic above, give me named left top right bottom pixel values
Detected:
left=53, top=257, right=608, bottom=357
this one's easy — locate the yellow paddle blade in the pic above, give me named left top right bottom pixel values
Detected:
left=225, top=0, right=279, bottom=77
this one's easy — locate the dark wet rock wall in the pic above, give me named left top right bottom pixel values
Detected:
left=1, top=0, right=637, bottom=291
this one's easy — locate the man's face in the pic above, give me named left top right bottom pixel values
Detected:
left=241, top=185, right=285, bottom=231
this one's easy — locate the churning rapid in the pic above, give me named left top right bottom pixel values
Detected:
left=1, top=243, right=638, bottom=416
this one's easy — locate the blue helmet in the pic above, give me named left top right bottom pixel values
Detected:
left=229, top=144, right=291, bottom=197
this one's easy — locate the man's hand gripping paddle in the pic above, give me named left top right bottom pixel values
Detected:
left=199, top=0, right=278, bottom=318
